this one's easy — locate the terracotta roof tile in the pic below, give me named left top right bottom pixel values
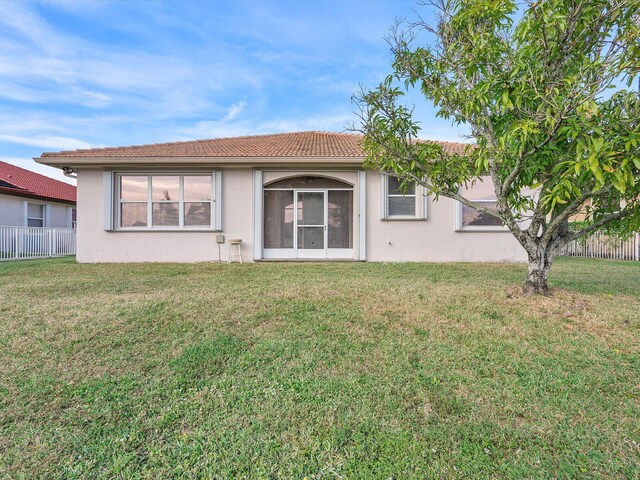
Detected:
left=41, top=131, right=470, bottom=159
left=0, top=161, right=76, bottom=203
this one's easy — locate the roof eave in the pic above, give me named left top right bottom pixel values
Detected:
left=0, top=187, right=75, bottom=205
left=35, top=155, right=367, bottom=168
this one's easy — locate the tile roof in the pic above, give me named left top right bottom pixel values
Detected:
left=0, top=161, right=76, bottom=203
left=40, top=131, right=470, bottom=159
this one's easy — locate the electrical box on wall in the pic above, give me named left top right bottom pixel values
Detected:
left=216, top=234, right=225, bottom=244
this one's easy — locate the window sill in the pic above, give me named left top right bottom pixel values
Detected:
left=381, top=216, right=427, bottom=221
left=112, top=228, right=222, bottom=233
left=456, top=226, right=509, bottom=232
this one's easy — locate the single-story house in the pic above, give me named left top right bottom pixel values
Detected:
left=0, top=161, right=76, bottom=228
left=35, top=131, right=526, bottom=263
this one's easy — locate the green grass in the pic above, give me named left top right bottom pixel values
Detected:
left=0, top=257, right=638, bottom=478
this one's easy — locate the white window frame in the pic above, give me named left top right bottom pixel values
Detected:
left=26, top=201, right=46, bottom=228
left=67, top=207, right=77, bottom=228
left=115, top=172, right=221, bottom=231
left=381, top=173, right=426, bottom=220
left=455, top=178, right=508, bottom=232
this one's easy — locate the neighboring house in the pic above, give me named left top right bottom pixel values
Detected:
left=0, top=161, right=76, bottom=228
left=35, top=131, right=526, bottom=263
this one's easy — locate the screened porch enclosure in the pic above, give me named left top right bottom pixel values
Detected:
left=263, top=176, right=354, bottom=259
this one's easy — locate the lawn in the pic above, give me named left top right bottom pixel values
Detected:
left=0, top=257, right=638, bottom=479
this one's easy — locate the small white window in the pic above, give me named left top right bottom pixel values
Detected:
left=117, top=174, right=217, bottom=230
left=27, top=203, right=45, bottom=227
left=387, top=176, right=416, bottom=216
left=382, top=175, right=425, bottom=219
left=456, top=177, right=506, bottom=231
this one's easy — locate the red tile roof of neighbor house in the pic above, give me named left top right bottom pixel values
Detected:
left=40, top=131, right=470, bottom=159
left=0, top=161, right=76, bottom=203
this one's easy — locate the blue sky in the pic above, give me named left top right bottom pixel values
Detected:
left=0, top=0, right=470, bottom=184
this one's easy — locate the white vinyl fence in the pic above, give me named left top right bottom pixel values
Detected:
left=0, top=227, right=76, bottom=261
left=561, top=231, right=639, bottom=261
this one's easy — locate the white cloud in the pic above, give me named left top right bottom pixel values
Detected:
left=260, top=113, right=356, bottom=133
left=0, top=2, right=264, bottom=121
left=180, top=111, right=356, bottom=141
left=0, top=2, right=71, bottom=55
left=223, top=99, right=247, bottom=121
left=0, top=134, right=97, bottom=151
left=80, top=90, right=113, bottom=108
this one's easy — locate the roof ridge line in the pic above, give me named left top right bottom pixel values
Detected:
left=41, top=131, right=364, bottom=157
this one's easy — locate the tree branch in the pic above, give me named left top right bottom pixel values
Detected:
left=542, top=183, right=613, bottom=244
left=565, top=209, right=628, bottom=242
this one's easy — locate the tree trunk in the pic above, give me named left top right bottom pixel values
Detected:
left=523, top=249, right=554, bottom=296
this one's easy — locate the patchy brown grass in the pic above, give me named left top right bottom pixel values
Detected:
left=0, top=257, right=638, bottom=478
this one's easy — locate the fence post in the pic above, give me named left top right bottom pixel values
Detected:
left=15, top=228, right=20, bottom=259
left=635, top=232, right=639, bottom=262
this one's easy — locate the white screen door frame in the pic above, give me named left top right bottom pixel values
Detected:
left=295, top=190, right=327, bottom=259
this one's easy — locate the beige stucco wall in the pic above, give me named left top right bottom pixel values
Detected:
left=0, top=193, right=73, bottom=228
left=75, top=167, right=526, bottom=263
left=364, top=171, right=527, bottom=262
left=76, top=169, right=254, bottom=262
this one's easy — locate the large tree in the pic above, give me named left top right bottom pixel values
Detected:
left=354, top=0, right=640, bottom=295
